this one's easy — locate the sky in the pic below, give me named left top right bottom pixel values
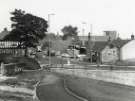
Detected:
left=0, top=0, right=135, bottom=39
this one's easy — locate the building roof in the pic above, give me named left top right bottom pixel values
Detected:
left=79, top=35, right=109, bottom=42
left=109, top=39, right=130, bottom=48
left=92, top=41, right=108, bottom=51
left=92, top=39, right=130, bottom=52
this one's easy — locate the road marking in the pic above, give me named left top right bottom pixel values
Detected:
left=63, top=79, right=88, bottom=101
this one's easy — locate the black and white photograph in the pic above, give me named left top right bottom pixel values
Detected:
left=0, top=0, right=135, bottom=101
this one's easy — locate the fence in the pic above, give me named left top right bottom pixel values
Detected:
left=0, top=41, right=26, bottom=56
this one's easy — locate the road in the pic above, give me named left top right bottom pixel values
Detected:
left=36, top=74, right=81, bottom=101
left=36, top=71, right=135, bottom=101
left=66, top=75, right=135, bottom=101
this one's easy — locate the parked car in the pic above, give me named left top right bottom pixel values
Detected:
left=61, top=53, right=70, bottom=58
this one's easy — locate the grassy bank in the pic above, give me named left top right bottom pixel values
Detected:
left=0, top=70, right=47, bottom=101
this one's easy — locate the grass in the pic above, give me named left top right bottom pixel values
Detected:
left=9, top=56, right=41, bottom=70
left=17, top=70, right=46, bottom=81
left=0, top=70, right=47, bottom=101
left=0, top=79, right=37, bottom=89
left=38, top=56, right=67, bottom=65
left=0, top=90, right=33, bottom=101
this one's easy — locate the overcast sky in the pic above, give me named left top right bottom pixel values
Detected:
left=0, top=0, right=135, bottom=38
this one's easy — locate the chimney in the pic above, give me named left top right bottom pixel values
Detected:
left=4, top=28, right=7, bottom=31
left=131, top=34, right=134, bottom=40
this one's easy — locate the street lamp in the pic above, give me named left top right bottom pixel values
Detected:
left=48, top=13, right=55, bottom=66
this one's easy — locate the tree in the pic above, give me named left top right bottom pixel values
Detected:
left=61, top=25, right=78, bottom=40
left=4, top=9, right=48, bottom=48
left=41, top=33, right=56, bottom=50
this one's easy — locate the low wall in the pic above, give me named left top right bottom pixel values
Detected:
left=52, top=68, right=135, bottom=87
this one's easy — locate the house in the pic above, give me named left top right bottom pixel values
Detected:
left=100, top=39, right=129, bottom=63
left=121, top=35, right=135, bottom=61
left=91, top=38, right=129, bottom=63
left=92, top=41, right=108, bottom=62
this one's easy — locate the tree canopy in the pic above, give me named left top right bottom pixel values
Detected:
left=61, top=25, right=78, bottom=40
left=4, top=9, right=48, bottom=47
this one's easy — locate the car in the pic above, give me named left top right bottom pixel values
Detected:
left=61, top=53, right=70, bottom=58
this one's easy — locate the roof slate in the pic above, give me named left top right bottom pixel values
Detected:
left=79, top=35, right=109, bottom=42
left=92, top=41, right=108, bottom=51
left=92, top=39, right=130, bottom=52
left=110, top=39, right=130, bottom=48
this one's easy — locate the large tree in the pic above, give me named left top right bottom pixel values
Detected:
left=61, top=25, right=78, bottom=40
left=4, top=9, right=48, bottom=47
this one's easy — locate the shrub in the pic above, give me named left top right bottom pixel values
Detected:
left=0, top=55, right=41, bottom=70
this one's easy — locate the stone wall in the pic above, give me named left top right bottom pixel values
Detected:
left=52, top=68, right=135, bottom=87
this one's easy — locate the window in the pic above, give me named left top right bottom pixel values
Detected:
left=108, top=53, right=111, bottom=55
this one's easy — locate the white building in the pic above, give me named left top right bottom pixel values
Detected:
left=121, top=36, right=135, bottom=61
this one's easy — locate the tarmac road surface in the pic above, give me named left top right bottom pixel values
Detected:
left=36, top=74, right=82, bottom=101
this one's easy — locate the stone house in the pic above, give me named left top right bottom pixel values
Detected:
left=91, top=39, right=129, bottom=63
left=101, top=45, right=118, bottom=63
left=92, top=41, right=107, bottom=63
left=101, top=39, right=129, bottom=63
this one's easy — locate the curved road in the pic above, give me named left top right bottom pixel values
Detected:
left=66, top=76, right=135, bottom=101
left=36, top=74, right=82, bottom=101
left=36, top=73, right=135, bottom=101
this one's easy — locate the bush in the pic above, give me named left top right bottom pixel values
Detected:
left=13, top=57, right=41, bottom=70
left=0, top=55, right=41, bottom=70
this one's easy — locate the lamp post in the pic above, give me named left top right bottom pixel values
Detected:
left=48, top=13, right=55, bottom=66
